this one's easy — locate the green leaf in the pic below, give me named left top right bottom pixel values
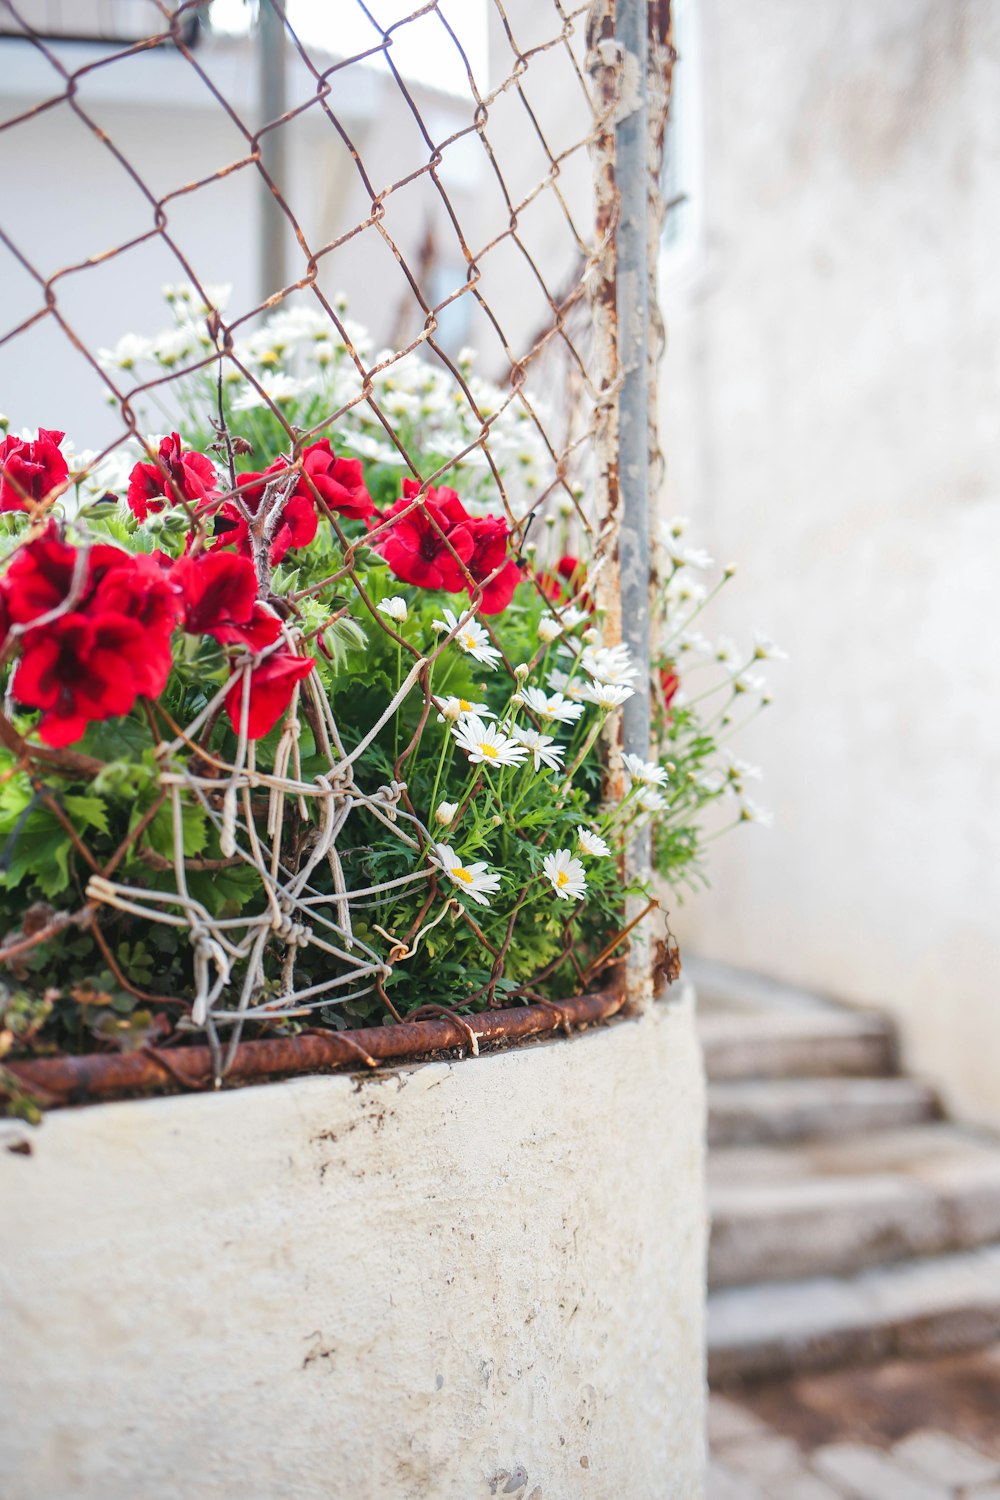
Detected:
left=62, top=794, right=110, bottom=837
left=147, top=800, right=208, bottom=859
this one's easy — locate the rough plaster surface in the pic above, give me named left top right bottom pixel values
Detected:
left=0, top=993, right=706, bottom=1500
left=662, top=0, right=1000, bottom=1128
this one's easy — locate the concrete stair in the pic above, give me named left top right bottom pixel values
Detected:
left=708, top=1076, right=939, bottom=1147
left=692, top=957, right=1000, bottom=1385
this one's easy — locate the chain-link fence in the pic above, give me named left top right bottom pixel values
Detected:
left=0, top=0, right=672, bottom=1100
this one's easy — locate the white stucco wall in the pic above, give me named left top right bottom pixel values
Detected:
left=0, top=990, right=706, bottom=1500
left=662, top=0, right=1000, bottom=1128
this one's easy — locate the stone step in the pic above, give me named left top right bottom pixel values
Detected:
left=699, top=1007, right=896, bottom=1081
left=709, top=1124, right=1000, bottom=1286
left=708, top=1243, right=1000, bottom=1385
left=684, top=954, right=850, bottom=1016
left=708, top=1077, right=939, bottom=1148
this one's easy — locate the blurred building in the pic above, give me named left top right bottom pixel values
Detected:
left=664, top=0, right=1000, bottom=1130
left=0, top=19, right=481, bottom=445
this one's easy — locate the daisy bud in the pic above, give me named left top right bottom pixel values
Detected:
left=537, top=617, right=561, bottom=645
left=514, top=663, right=530, bottom=681
left=582, top=627, right=599, bottom=644
left=557, top=497, right=574, bottom=517
left=435, top=801, right=458, bottom=827
left=0, top=414, right=8, bottom=433
left=491, top=814, right=502, bottom=827
left=723, top=563, right=737, bottom=578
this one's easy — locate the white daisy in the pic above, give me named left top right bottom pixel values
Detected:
left=542, top=849, right=587, bottom=902
left=537, top=616, right=562, bottom=644
left=377, top=596, right=408, bottom=624
left=432, top=608, right=502, bottom=670
left=677, top=545, right=714, bottom=571
left=231, top=373, right=317, bottom=410
left=724, top=754, right=763, bottom=784
left=429, top=844, right=502, bottom=906
left=520, top=686, right=585, bottom=724
left=434, top=801, right=459, bottom=827
left=622, top=753, right=670, bottom=788
left=150, top=327, right=197, bottom=369
left=752, top=631, right=788, bottom=662
left=576, top=827, right=611, bottom=858
left=433, top=696, right=495, bottom=723
left=97, top=333, right=152, bottom=372
left=546, top=668, right=588, bottom=702
left=636, top=787, right=669, bottom=814
left=559, top=605, right=590, bottom=630
left=452, top=715, right=527, bottom=768
left=739, top=799, right=773, bottom=828
left=580, top=642, right=639, bottom=686
left=577, top=681, right=635, bottom=710
left=733, top=672, right=767, bottom=695
left=511, top=727, right=564, bottom=773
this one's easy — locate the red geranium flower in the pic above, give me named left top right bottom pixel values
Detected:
left=0, top=528, right=182, bottom=739
left=127, top=432, right=218, bottom=521
left=660, top=664, right=679, bottom=716
left=224, top=650, right=315, bottom=739
left=2, top=526, right=79, bottom=625
left=465, top=514, right=521, bottom=615
left=0, top=429, right=68, bottom=513
left=171, top=551, right=282, bottom=651
left=296, top=440, right=374, bottom=521
left=13, top=610, right=152, bottom=747
left=91, top=550, right=182, bottom=641
left=374, top=480, right=475, bottom=592
left=538, top=555, right=592, bottom=610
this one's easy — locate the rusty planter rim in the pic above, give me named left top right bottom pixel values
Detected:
left=5, top=980, right=627, bottom=1109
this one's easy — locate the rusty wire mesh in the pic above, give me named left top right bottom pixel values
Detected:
left=0, top=0, right=671, bottom=1084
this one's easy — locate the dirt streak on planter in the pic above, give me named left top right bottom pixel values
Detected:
left=6, top=981, right=626, bottom=1106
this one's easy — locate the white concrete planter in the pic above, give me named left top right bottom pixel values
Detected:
left=0, top=989, right=706, bottom=1500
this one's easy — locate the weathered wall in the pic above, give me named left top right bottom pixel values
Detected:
left=0, top=991, right=706, bottom=1500
left=663, top=0, right=1000, bottom=1128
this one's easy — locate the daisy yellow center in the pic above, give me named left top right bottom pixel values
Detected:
left=460, top=633, right=477, bottom=650
left=459, top=699, right=473, bottom=711
left=452, top=866, right=474, bottom=884
left=478, top=742, right=499, bottom=759
left=556, top=870, right=570, bottom=888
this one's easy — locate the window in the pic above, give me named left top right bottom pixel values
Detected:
left=660, top=0, right=702, bottom=265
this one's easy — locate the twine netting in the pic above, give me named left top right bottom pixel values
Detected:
left=0, top=0, right=670, bottom=1072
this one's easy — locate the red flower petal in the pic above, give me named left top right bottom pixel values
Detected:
left=172, top=550, right=258, bottom=638
left=0, top=431, right=68, bottom=513
left=224, top=651, right=315, bottom=740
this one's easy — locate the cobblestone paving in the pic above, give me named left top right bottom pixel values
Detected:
left=709, top=1344, right=1000, bottom=1498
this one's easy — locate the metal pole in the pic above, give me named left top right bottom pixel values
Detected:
left=615, top=0, right=653, bottom=1006
left=258, top=0, right=287, bottom=304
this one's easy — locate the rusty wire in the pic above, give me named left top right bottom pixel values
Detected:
left=0, top=0, right=671, bottom=1091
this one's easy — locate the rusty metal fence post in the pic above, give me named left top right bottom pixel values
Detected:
left=588, top=0, right=672, bottom=1013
